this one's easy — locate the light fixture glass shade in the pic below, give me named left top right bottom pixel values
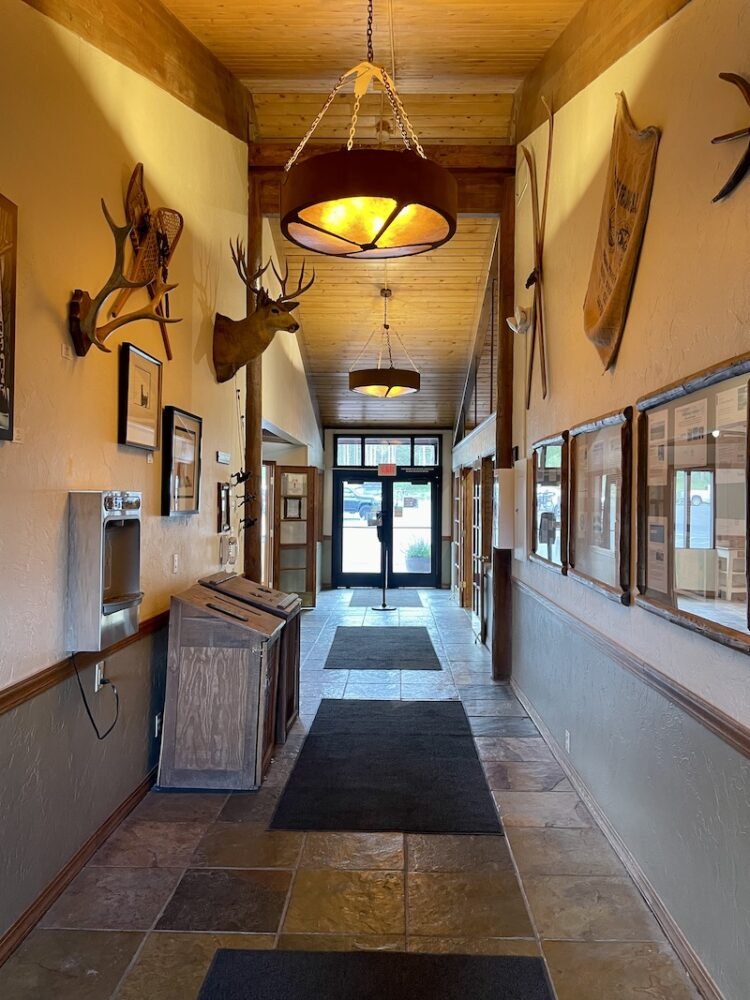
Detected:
left=281, top=148, right=457, bottom=259
left=349, top=367, right=420, bottom=396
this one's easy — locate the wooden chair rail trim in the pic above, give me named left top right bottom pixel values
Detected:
left=514, top=578, right=750, bottom=761
left=0, top=769, right=156, bottom=967
left=512, top=680, right=723, bottom=1000
left=0, top=611, right=170, bottom=717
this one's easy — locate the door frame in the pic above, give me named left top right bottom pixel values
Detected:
left=331, top=468, right=442, bottom=589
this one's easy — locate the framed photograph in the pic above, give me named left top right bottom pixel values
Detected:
left=218, top=482, right=231, bottom=533
left=284, top=497, right=303, bottom=520
left=162, top=406, right=202, bottom=516
left=0, top=194, right=18, bottom=443
left=118, top=343, right=162, bottom=451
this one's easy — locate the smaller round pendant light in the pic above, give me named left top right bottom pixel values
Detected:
left=280, top=0, right=457, bottom=260
left=349, top=287, right=421, bottom=397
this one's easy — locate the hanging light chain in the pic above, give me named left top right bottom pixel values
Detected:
left=285, top=73, right=348, bottom=171
left=347, top=93, right=363, bottom=151
left=367, top=0, right=375, bottom=62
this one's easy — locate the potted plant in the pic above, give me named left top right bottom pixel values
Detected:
left=404, top=538, right=431, bottom=574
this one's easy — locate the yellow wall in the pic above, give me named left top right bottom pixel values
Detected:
left=0, top=1, right=249, bottom=687
left=513, top=0, right=750, bottom=725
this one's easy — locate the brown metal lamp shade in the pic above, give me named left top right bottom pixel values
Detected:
left=280, top=148, right=457, bottom=259
left=348, top=366, right=421, bottom=397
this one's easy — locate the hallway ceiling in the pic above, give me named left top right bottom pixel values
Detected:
left=270, top=216, right=498, bottom=428
left=160, top=1, right=583, bottom=427
left=160, top=0, right=586, bottom=144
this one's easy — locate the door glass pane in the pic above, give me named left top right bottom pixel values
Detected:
left=364, top=438, right=412, bottom=466
left=341, top=480, right=382, bottom=574
left=392, top=481, right=433, bottom=575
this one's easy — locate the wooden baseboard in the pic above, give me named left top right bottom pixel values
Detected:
left=0, top=768, right=156, bottom=967
left=511, top=682, right=722, bottom=1000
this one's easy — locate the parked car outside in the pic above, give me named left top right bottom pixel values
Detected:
left=342, top=486, right=376, bottom=520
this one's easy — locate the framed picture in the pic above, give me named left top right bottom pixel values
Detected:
left=284, top=497, right=303, bottom=520
left=218, top=482, right=231, bottom=533
left=0, top=194, right=18, bottom=443
left=162, top=406, right=202, bottom=516
left=118, top=343, right=162, bottom=451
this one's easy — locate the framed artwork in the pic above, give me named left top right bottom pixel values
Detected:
left=118, top=343, right=162, bottom=451
left=0, top=194, right=18, bottom=443
left=162, top=406, right=202, bottom=516
left=284, top=497, right=303, bottom=520
left=530, top=431, right=569, bottom=573
left=217, top=482, right=231, bottom=533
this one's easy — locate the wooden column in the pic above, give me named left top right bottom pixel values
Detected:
left=492, top=173, right=516, bottom=680
left=243, top=155, right=263, bottom=581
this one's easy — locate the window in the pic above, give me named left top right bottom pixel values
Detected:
left=336, top=437, right=362, bottom=467
left=363, top=437, right=412, bottom=466
left=638, top=362, right=749, bottom=646
left=334, top=435, right=441, bottom=469
left=569, top=409, right=632, bottom=601
left=413, top=436, right=440, bottom=466
left=531, top=433, right=568, bottom=570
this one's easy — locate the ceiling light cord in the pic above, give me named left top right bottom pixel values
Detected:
left=367, top=0, right=375, bottom=63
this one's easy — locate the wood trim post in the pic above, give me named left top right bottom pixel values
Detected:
left=244, top=155, right=263, bottom=582
left=493, top=173, right=516, bottom=680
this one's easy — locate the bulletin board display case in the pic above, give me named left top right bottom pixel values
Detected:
left=274, top=466, right=318, bottom=607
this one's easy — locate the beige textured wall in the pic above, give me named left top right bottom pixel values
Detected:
left=513, top=0, right=750, bottom=727
left=0, top=2, right=249, bottom=687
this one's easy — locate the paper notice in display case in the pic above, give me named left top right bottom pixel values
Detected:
left=647, top=408, right=668, bottom=486
left=647, top=516, right=669, bottom=594
left=673, top=398, right=708, bottom=468
left=716, top=382, right=747, bottom=486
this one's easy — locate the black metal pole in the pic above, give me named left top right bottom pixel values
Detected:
left=372, top=507, right=395, bottom=611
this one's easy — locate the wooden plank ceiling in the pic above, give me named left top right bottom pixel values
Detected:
left=160, top=0, right=585, bottom=426
left=270, top=217, right=498, bottom=427
left=160, top=0, right=586, bottom=144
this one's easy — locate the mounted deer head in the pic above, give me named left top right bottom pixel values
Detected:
left=68, top=199, right=181, bottom=357
left=212, top=238, right=315, bottom=384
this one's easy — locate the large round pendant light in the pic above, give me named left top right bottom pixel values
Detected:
left=349, top=287, right=421, bottom=397
left=280, top=0, right=457, bottom=260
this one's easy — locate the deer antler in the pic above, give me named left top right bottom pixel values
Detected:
left=91, top=276, right=180, bottom=352
left=68, top=200, right=181, bottom=357
left=271, top=259, right=316, bottom=302
left=229, top=239, right=271, bottom=295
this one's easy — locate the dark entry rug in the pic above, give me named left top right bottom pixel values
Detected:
left=199, top=950, right=553, bottom=1000
left=324, top=626, right=441, bottom=670
left=270, top=700, right=502, bottom=834
left=349, top=588, right=423, bottom=607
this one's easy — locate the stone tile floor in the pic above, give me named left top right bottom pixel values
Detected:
left=0, top=589, right=701, bottom=999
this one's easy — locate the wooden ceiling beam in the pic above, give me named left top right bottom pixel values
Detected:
left=249, top=143, right=516, bottom=171
left=22, top=0, right=250, bottom=142
left=516, top=0, right=694, bottom=140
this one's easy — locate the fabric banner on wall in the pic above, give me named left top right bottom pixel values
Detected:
left=583, top=93, right=660, bottom=371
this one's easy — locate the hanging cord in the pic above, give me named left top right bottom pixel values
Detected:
left=71, top=653, right=120, bottom=741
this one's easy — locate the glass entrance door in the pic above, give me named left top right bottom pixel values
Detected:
left=390, top=479, right=436, bottom=585
left=336, top=477, right=384, bottom=586
left=332, top=472, right=439, bottom=588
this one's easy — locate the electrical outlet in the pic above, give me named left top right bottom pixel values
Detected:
left=154, top=713, right=162, bottom=739
left=146, top=453, right=153, bottom=465
left=564, top=729, right=571, bottom=754
left=61, top=343, right=75, bottom=361
left=94, top=661, right=106, bottom=693
left=12, top=427, right=22, bottom=444
left=172, top=553, right=179, bottom=574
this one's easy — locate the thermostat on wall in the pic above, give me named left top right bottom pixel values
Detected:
left=216, top=451, right=231, bottom=466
